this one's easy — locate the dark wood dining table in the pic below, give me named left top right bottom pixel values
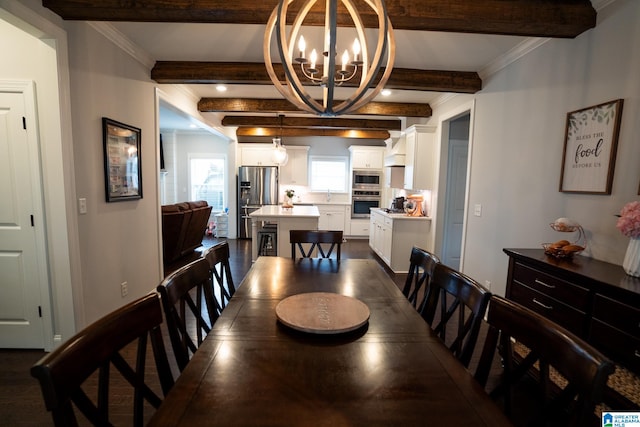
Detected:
left=148, top=257, right=512, bottom=426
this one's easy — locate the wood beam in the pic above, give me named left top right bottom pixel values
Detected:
left=42, top=0, right=596, bottom=38
left=151, top=62, right=482, bottom=94
left=236, top=127, right=390, bottom=139
left=199, top=98, right=432, bottom=117
left=222, top=116, right=401, bottom=130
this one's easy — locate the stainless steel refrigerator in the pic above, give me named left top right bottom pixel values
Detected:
left=237, top=166, right=279, bottom=239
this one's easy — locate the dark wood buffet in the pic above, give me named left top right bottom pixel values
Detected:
left=504, top=248, right=640, bottom=410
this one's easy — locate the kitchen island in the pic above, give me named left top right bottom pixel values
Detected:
left=249, top=205, right=320, bottom=260
left=369, top=208, right=432, bottom=273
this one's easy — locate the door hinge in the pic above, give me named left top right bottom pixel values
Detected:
left=38, top=306, right=42, bottom=318
left=30, top=215, right=35, bottom=227
left=23, top=117, right=26, bottom=130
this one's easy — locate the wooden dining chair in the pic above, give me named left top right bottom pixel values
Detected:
left=474, top=296, right=614, bottom=426
left=30, top=293, right=174, bottom=427
left=157, top=257, right=217, bottom=372
left=290, top=230, right=343, bottom=260
left=421, top=263, right=491, bottom=368
left=202, top=241, right=236, bottom=315
left=401, top=246, right=440, bottom=312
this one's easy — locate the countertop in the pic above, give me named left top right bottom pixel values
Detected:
left=371, top=208, right=432, bottom=220
left=249, top=205, right=320, bottom=218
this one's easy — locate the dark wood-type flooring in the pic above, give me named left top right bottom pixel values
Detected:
left=1, top=237, right=514, bottom=426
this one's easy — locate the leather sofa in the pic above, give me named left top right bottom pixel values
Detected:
left=161, top=201, right=212, bottom=263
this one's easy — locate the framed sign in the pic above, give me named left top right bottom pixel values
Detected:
left=559, top=99, right=623, bottom=194
left=102, top=117, right=143, bottom=202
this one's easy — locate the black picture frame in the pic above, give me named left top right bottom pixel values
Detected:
left=559, top=99, right=624, bottom=194
left=102, top=117, right=143, bottom=202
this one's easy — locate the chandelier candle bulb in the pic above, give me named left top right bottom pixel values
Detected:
left=298, top=36, right=306, bottom=60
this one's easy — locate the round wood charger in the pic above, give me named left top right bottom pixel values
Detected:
left=275, top=292, right=370, bottom=334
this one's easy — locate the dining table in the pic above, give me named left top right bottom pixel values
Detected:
left=148, top=257, right=512, bottom=426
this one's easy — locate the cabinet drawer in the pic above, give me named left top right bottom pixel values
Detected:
left=510, top=282, right=586, bottom=336
left=593, top=294, right=640, bottom=339
left=590, top=319, right=640, bottom=374
left=512, top=263, right=589, bottom=311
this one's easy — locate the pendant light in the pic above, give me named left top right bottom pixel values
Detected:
left=272, top=114, right=288, bottom=165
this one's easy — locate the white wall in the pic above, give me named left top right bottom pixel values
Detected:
left=431, top=0, right=640, bottom=296
left=66, top=21, right=164, bottom=324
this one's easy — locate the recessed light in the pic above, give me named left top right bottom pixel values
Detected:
left=216, top=85, right=227, bottom=92
left=381, top=89, right=392, bottom=96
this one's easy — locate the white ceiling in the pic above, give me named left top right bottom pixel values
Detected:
left=107, top=20, right=534, bottom=131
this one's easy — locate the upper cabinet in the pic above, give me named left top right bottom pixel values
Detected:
left=404, top=125, right=437, bottom=191
left=349, top=146, right=384, bottom=170
left=239, top=144, right=279, bottom=167
left=279, top=146, right=309, bottom=186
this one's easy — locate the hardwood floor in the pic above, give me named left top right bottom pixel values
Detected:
left=2, top=237, right=509, bottom=426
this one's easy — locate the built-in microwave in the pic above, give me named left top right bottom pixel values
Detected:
left=352, top=170, right=381, bottom=189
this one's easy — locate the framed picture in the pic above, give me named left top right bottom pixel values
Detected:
left=102, top=117, right=143, bottom=202
left=559, top=99, right=623, bottom=194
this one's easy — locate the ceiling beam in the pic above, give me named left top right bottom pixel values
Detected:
left=42, top=0, right=596, bottom=38
left=236, top=127, right=390, bottom=139
left=199, top=98, right=432, bottom=117
left=152, top=62, right=482, bottom=94
left=222, top=116, right=401, bottom=130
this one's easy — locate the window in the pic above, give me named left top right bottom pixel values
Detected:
left=189, top=155, right=226, bottom=212
left=309, top=156, right=349, bottom=193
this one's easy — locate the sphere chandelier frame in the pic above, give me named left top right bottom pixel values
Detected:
left=264, top=0, right=395, bottom=117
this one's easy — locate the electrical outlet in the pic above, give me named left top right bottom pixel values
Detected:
left=120, top=281, right=128, bottom=297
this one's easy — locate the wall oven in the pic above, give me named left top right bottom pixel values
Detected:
left=352, top=189, right=381, bottom=218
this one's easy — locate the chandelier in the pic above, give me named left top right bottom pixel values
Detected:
left=264, top=0, right=395, bottom=117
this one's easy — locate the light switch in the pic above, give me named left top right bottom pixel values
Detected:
left=474, top=204, right=482, bottom=217
left=78, top=198, right=87, bottom=214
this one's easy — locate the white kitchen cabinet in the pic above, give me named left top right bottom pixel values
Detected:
left=316, top=204, right=347, bottom=231
left=239, top=144, right=278, bottom=166
left=349, top=146, right=384, bottom=170
left=369, top=209, right=432, bottom=273
left=279, top=146, right=309, bottom=185
left=403, top=125, right=437, bottom=191
left=349, top=218, right=370, bottom=237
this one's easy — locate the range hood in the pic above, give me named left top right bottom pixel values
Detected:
left=384, top=133, right=406, bottom=167
left=384, top=153, right=406, bottom=167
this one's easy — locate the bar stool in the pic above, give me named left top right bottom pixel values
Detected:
left=258, top=226, right=277, bottom=256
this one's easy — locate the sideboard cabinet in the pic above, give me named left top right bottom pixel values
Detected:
left=504, top=248, right=640, bottom=409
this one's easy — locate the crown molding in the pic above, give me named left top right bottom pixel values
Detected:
left=88, top=21, right=154, bottom=70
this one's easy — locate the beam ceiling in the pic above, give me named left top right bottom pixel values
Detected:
left=151, top=62, right=482, bottom=94
left=42, top=0, right=596, bottom=38
left=199, top=99, right=431, bottom=118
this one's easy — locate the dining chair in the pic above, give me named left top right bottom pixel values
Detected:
left=401, top=246, right=440, bottom=312
left=290, top=230, right=343, bottom=260
left=30, top=293, right=174, bottom=427
left=157, top=257, right=218, bottom=372
left=421, top=263, right=491, bottom=368
left=202, top=241, right=236, bottom=315
left=474, top=296, right=614, bottom=426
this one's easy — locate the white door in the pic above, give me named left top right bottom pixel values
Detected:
left=0, top=87, right=46, bottom=348
left=441, top=139, right=468, bottom=269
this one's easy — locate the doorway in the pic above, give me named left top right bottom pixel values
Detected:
left=440, top=112, right=471, bottom=270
